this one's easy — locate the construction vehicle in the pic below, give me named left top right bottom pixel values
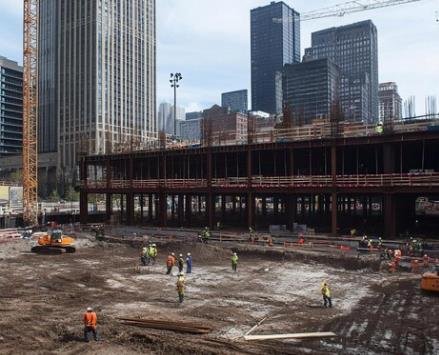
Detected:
left=31, top=229, right=76, bottom=254
left=421, top=266, right=439, bottom=293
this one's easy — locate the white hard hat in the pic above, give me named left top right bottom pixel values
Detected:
left=187, top=253, right=191, bottom=256
left=233, top=252, right=237, bottom=256
left=179, top=254, right=183, bottom=257
left=87, top=307, right=93, bottom=312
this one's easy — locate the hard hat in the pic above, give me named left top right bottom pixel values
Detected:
left=187, top=253, right=191, bottom=256
left=233, top=252, right=237, bottom=256
left=152, top=244, right=156, bottom=247
left=87, top=307, right=93, bottom=312
left=171, top=252, right=175, bottom=256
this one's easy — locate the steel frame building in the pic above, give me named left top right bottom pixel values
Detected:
left=80, top=124, right=439, bottom=238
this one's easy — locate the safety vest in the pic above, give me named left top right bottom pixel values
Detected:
left=321, top=285, right=331, bottom=298
left=231, top=255, right=238, bottom=265
left=176, top=279, right=185, bottom=292
left=83, top=312, right=97, bottom=328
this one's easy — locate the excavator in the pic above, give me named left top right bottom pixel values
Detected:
left=31, top=229, right=76, bottom=254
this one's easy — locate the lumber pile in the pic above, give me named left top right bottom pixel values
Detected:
left=244, top=332, right=337, bottom=341
left=119, top=318, right=212, bottom=335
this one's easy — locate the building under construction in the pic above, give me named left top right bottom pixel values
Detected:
left=80, top=118, right=439, bottom=238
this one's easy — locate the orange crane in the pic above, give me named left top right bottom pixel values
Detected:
left=22, top=0, right=38, bottom=226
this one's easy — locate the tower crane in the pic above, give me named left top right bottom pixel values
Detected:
left=302, top=0, right=424, bottom=21
left=22, top=0, right=39, bottom=226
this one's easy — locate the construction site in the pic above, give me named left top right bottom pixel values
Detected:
left=0, top=226, right=438, bottom=354
left=1, top=0, right=439, bottom=354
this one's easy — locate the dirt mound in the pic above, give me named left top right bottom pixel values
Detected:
left=160, top=242, right=233, bottom=263
left=234, top=245, right=381, bottom=271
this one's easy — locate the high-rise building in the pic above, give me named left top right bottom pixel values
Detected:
left=283, top=59, right=340, bottom=125
left=305, top=20, right=378, bottom=123
left=251, top=1, right=300, bottom=114
left=39, top=0, right=156, bottom=179
left=158, top=102, right=185, bottom=136
left=0, top=56, right=23, bottom=157
left=379, top=82, right=402, bottom=122
left=222, top=90, right=248, bottom=113
left=158, top=103, right=172, bottom=133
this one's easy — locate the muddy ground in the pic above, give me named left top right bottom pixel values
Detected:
left=0, top=234, right=438, bottom=355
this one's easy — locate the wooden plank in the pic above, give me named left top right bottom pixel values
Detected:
left=244, top=332, right=337, bottom=341
left=244, top=316, right=268, bottom=336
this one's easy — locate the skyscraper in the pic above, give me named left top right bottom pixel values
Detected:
left=305, top=20, right=378, bottom=122
left=158, top=102, right=185, bottom=136
left=283, top=59, right=340, bottom=125
left=39, top=0, right=156, bottom=179
left=0, top=56, right=23, bottom=157
left=379, top=82, right=402, bottom=122
left=222, top=90, right=248, bottom=113
left=251, top=1, right=300, bottom=114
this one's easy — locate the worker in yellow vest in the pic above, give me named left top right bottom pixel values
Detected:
left=321, top=282, right=332, bottom=308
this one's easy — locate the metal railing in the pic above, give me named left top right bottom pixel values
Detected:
left=83, top=172, right=439, bottom=190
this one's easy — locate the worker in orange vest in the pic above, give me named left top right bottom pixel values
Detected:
left=423, top=254, right=429, bottom=268
left=410, top=259, right=420, bottom=273
left=394, top=249, right=402, bottom=267
left=166, top=253, right=176, bottom=275
left=83, top=307, right=99, bottom=342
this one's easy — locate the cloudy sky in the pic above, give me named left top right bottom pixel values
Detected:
left=1, top=0, right=438, bottom=114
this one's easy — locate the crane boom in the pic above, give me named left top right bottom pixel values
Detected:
left=302, top=0, right=423, bottom=21
left=22, top=0, right=39, bottom=226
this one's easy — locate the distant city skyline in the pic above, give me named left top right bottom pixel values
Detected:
left=0, top=0, right=438, bottom=113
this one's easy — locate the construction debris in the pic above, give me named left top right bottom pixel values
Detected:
left=244, top=332, right=337, bottom=341
left=118, top=318, right=212, bottom=335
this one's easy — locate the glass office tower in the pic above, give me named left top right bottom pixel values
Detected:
left=251, top=1, right=300, bottom=114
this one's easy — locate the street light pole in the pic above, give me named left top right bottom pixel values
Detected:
left=170, top=73, right=183, bottom=137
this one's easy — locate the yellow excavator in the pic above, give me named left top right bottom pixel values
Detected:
left=31, top=229, right=76, bottom=254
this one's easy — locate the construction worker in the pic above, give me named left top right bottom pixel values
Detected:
left=394, top=249, right=402, bottom=267
left=141, top=245, right=149, bottom=266
left=176, top=272, right=185, bottom=304
left=410, top=259, right=420, bottom=273
left=231, top=252, right=239, bottom=272
left=177, top=254, right=185, bottom=273
left=423, top=254, right=429, bottom=268
left=83, top=307, right=99, bottom=342
left=321, top=282, right=332, bottom=308
left=202, top=227, right=211, bottom=243
left=166, top=253, right=176, bottom=275
left=186, top=253, right=193, bottom=274
left=148, top=244, right=158, bottom=265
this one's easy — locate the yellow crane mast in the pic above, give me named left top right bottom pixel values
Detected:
left=22, top=0, right=39, bottom=226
